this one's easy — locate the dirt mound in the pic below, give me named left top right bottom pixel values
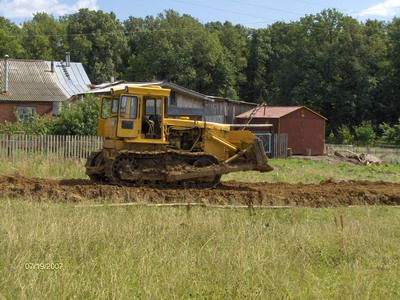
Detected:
left=0, top=174, right=399, bottom=207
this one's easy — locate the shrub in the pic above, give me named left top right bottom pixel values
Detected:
left=353, top=121, right=376, bottom=146
left=0, top=94, right=100, bottom=136
left=380, top=119, right=400, bottom=144
left=0, top=114, right=53, bottom=135
left=326, top=132, right=336, bottom=144
left=336, top=125, right=354, bottom=144
left=51, top=94, right=100, bottom=136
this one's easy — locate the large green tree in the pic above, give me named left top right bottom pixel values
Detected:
left=66, top=9, right=128, bottom=83
left=0, top=17, right=25, bottom=58
left=21, top=13, right=66, bottom=60
left=242, top=28, right=272, bottom=103
left=123, top=10, right=240, bottom=98
left=206, top=21, right=248, bottom=99
left=265, top=9, right=389, bottom=132
left=384, top=18, right=400, bottom=125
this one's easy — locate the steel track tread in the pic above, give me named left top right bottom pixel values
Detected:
left=102, top=150, right=221, bottom=188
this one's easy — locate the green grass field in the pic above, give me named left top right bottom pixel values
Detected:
left=1, top=157, right=400, bottom=299
left=1, top=156, right=400, bottom=183
left=1, top=200, right=399, bottom=299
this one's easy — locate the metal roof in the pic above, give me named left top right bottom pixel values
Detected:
left=0, top=59, right=91, bottom=102
left=236, top=106, right=327, bottom=120
left=158, top=82, right=212, bottom=102
left=46, top=61, right=91, bottom=98
left=85, top=81, right=163, bottom=94
left=0, top=59, right=67, bottom=102
left=207, top=96, right=257, bottom=106
left=86, top=81, right=214, bottom=102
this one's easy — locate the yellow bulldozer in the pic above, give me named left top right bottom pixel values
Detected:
left=85, top=86, right=273, bottom=187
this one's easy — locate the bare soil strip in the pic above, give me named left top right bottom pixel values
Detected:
left=1, top=175, right=399, bottom=207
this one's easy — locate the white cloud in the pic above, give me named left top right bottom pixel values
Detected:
left=73, top=0, right=98, bottom=10
left=356, top=0, right=400, bottom=17
left=0, top=0, right=98, bottom=19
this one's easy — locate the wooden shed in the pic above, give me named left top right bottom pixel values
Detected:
left=236, top=106, right=327, bottom=155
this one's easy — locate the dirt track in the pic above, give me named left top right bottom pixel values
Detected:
left=1, top=175, right=400, bottom=207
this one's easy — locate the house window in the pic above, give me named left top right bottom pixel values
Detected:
left=169, top=91, right=176, bottom=106
left=16, top=106, right=36, bottom=120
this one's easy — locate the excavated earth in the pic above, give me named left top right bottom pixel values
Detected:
left=1, top=174, right=400, bottom=207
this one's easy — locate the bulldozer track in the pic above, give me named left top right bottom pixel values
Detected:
left=88, top=150, right=222, bottom=188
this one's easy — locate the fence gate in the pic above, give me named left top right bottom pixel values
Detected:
left=254, top=132, right=272, bottom=157
left=273, top=134, right=288, bottom=158
left=252, top=133, right=288, bottom=158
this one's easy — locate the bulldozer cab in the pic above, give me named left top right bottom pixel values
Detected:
left=97, top=86, right=170, bottom=142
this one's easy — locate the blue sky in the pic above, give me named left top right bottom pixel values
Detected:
left=1, top=0, right=399, bottom=27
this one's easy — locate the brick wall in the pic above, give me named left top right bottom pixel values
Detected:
left=0, top=102, right=53, bottom=123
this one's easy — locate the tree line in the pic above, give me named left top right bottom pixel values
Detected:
left=0, top=8, right=400, bottom=142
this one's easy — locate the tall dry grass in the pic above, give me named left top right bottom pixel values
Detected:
left=0, top=155, right=86, bottom=180
left=1, top=199, right=399, bottom=299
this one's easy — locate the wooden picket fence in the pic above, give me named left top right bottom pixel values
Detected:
left=0, top=133, right=290, bottom=161
left=0, top=135, right=103, bottom=161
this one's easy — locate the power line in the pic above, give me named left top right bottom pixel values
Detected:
left=291, top=0, right=346, bottom=10
left=351, top=5, right=400, bottom=15
left=172, top=0, right=295, bottom=24
left=290, top=0, right=400, bottom=18
left=225, top=0, right=305, bottom=17
left=221, top=0, right=395, bottom=32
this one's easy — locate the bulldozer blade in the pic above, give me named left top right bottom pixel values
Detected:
left=166, top=163, right=262, bottom=182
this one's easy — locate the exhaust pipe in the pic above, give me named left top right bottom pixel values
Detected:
left=65, top=52, right=70, bottom=67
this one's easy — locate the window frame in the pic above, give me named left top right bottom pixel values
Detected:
left=15, top=106, right=37, bottom=121
left=100, top=97, right=112, bottom=119
left=111, top=97, right=119, bottom=115
left=119, top=95, right=138, bottom=119
left=169, top=91, right=177, bottom=106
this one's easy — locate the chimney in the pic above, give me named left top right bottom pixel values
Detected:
left=53, top=101, right=62, bottom=116
left=110, top=76, right=115, bottom=83
left=3, top=55, right=9, bottom=93
left=65, top=52, right=70, bottom=67
left=51, top=60, right=55, bottom=72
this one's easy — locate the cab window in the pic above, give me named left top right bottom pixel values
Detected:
left=111, top=97, right=119, bottom=114
left=145, top=98, right=162, bottom=116
left=119, top=96, right=138, bottom=119
left=101, top=98, right=111, bottom=119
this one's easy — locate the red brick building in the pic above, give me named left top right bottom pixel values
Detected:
left=236, top=106, right=327, bottom=155
left=0, top=56, right=90, bottom=123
